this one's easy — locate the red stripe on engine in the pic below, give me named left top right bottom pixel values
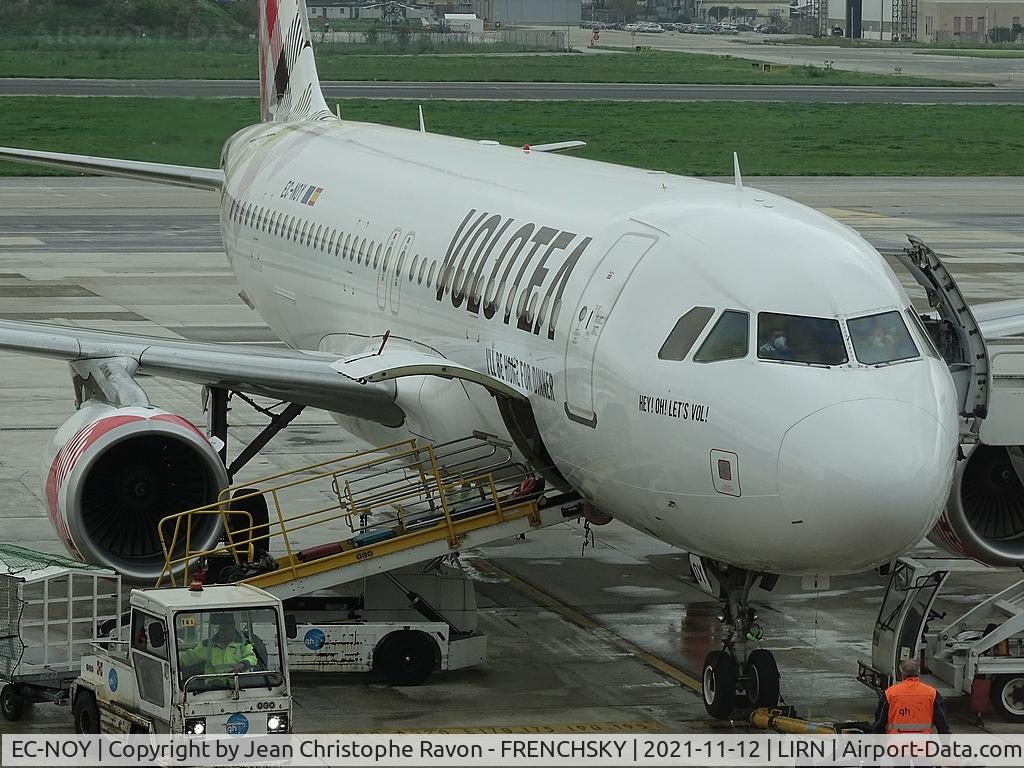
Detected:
left=45, top=415, right=143, bottom=556
left=150, top=413, right=209, bottom=443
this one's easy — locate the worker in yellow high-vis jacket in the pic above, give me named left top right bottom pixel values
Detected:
left=178, top=612, right=257, bottom=675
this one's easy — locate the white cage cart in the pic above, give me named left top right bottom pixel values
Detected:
left=0, top=544, right=120, bottom=720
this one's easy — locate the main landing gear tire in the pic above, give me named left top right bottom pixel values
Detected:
left=702, top=651, right=737, bottom=718
left=745, top=649, right=780, bottom=708
left=73, top=691, right=100, bottom=734
left=0, top=684, right=24, bottom=722
left=991, top=674, right=1024, bottom=723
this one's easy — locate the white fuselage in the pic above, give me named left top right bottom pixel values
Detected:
left=218, top=119, right=959, bottom=576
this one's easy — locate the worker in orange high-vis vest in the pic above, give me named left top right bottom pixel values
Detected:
left=873, top=659, right=951, bottom=734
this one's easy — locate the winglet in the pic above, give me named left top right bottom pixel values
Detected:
left=733, top=152, right=743, bottom=192
left=418, top=105, right=426, bottom=134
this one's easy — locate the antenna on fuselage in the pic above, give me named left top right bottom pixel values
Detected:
left=336, top=104, right=341, bottom=119
left=733, top=152, right=743, bottom=193
left=418, top=105, right=426, bottom=133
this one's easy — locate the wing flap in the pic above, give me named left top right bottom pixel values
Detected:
left=0, top=146, right=223, bottom=190
left=972, top=299, right=1024, bottom=339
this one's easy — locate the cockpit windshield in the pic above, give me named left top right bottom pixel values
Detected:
left=757, top=312, right=847, bottom=366
left=847, top=310, right=919, bottom=365
left=174, top=608, right=283, bottom=692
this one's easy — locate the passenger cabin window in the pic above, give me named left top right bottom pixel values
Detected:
left=659, top=307, right=715, bottom=361
left=847, top=311, right=919, bottom=365
left=757, top=312, right=847, bottom=366
left=694, top=310, right=749, bottom=363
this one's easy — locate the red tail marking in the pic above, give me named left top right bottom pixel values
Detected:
left=266, top=0, right=280, bottom=38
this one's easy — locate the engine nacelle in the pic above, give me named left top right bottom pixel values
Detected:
left=929, top=444, right=1024, bottom=566
left=44, top=401, right=228, bottom=582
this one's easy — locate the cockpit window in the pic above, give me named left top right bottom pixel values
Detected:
left=847, top=311, right=919, bottom=365
left=693, top=310, right=749, bottom=363
left=905, top=308, right=941, bottom=360
left=757, top=312, right=848, bottom=366
left=659, top=307, right=714, bottom=361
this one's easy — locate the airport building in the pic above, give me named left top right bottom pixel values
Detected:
left=827, top=0, right=1024, bottom=41
left=471, top=0, right=581, bottom=24
left=305, top=1, right=440, bottom=21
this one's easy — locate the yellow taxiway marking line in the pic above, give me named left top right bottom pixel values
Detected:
left=473, top=558, right=703, bottom=694
left=377, top=721, right=667, bottom=734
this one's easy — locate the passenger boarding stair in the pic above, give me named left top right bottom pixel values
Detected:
left=156, top=437, right=581, bottom=599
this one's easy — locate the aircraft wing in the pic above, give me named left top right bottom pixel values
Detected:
left=0, top=320, right=404, bottom=426
left=0, top=146, right=223, bottom=190
left=972, top=299, right=1024, bottom=339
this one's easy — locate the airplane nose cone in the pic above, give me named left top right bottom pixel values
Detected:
left=778, top=399, right=956, bottom=573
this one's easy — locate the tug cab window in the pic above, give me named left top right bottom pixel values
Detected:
left=659, top=306, right=714, bottom=361
left=847, top=311, right=919, bottom=365
left=757, top=312, right=847, bottom=366
left=694, top=310, right=749, bottom=363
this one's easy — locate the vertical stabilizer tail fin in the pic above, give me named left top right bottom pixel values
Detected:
left=259, top=0, right=333, bottom=122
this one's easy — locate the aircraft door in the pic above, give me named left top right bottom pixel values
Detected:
left=563, top=233, right=657, bottom=426
left=390, top=233, right=415, bottom=315
left=377, top=228, right=402, bottom=311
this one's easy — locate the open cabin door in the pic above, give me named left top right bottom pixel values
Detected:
left=893, top=236, right=990, bottom=440
left=563, top=233, right=657, bottom=427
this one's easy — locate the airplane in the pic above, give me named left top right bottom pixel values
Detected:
left=0, top=0, right=1021, bottom=718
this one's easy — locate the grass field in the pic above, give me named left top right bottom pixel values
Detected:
left=0, top=45, right=964, bottom=85
left=0, top=97, right=1021, bottom=176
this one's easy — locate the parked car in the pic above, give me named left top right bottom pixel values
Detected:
left=639, top=22, right=666, bottom=32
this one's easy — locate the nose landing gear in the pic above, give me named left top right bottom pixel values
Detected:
left=699, top=563, right=781, bottom=718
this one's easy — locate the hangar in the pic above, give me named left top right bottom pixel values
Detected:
left=828, top=0, right=1024, bottom=41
